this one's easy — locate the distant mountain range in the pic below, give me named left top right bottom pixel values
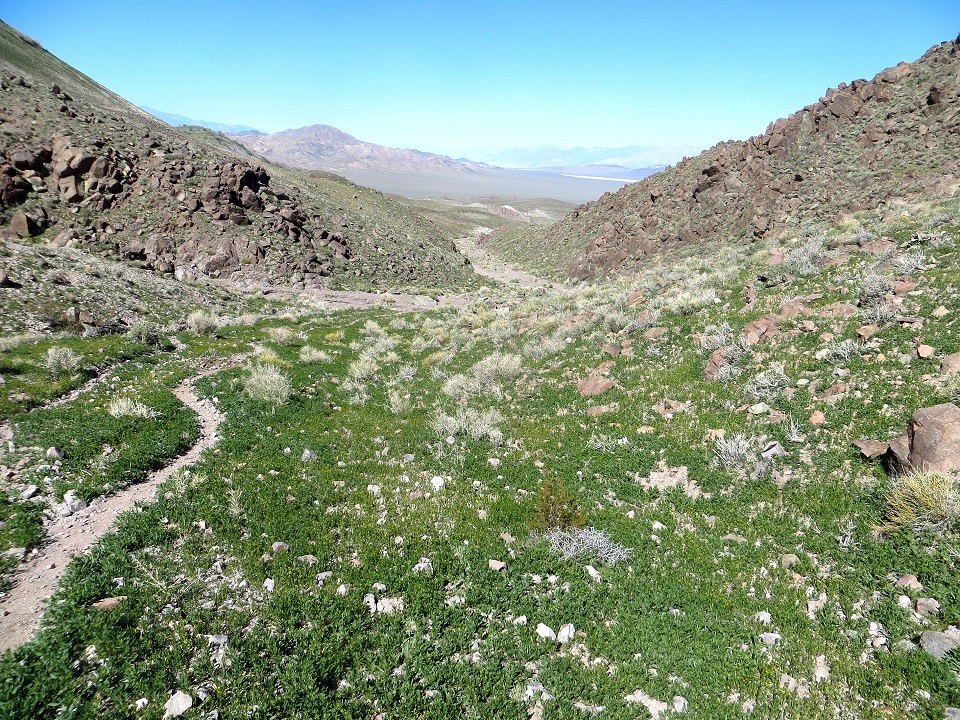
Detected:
left=140, top=109, right=674, bottom=202
left=140, top=106, right=262, bottom=135
left=459, top=144, right=704, bottom=170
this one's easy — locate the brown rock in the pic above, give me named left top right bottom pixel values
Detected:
left=906, top=403, right=960, bottom=474
left=856, top=324, right=879, bottom=340
left=601, top=344, right=622, bottom=358
left=9, top=211, right=38, bottom=237
left=940, top=353, right=960, bottom=376
left=809, top=411, right=826, bottom=426
left=742, top=315, right=779, bottom=344
left=578, top=375, right=615, bottom=397
left=642, top=327, right=667, bottom=340
left=704, top=348, right=728, bottom=381
left=917, top=344, right=935, bottom=359
left=587, top=403, right=617, bottom=418
left=892, top=279, right=917, bottom=295
left=91, top=595, right=127, bottom=611
left=853, top=439, right=889, bottom=459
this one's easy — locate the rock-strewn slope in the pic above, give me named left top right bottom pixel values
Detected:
left=0, top=22, right=475, bottom=291
left=522, top=37, right=960, bottom=281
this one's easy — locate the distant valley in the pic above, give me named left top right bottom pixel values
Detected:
left=142, top=109, right=668, bottom=204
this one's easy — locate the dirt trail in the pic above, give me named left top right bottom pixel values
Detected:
left=233, top=239, right=560, bottom=312
left=0, top=364, right=232, bottom=653
left=452, top=237, right=561, bottom=290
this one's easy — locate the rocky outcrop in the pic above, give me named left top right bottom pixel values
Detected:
left=876, top=403, right=960, bottom=476
left=541, top=38, right=960, bottom=282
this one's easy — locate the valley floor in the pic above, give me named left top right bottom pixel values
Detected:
left=2, top=200, right=960, bottom=719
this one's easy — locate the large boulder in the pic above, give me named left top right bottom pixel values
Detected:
left=882, top=403, right=960, bottom=476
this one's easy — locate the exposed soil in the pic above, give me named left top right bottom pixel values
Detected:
left=0, top=362, right=234, bottom=653
left=453, top=237, right=560, bottom=290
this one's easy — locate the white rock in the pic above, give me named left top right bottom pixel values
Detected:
left=412, top=557, right=434, bottom=575
left=896, top=594, right=913, bottom=609
left=673, top=695, right=689, bottom=713
left=513, top=615, right=528, bottom=626
left=651, top=520, right=666, bottom=531
left=812, top=655, right=830, bottom=682
left=536, top=623, right=557, bottom=641
left=376, top=597, right=404, bottom=614
left=487, top=458, right=501, bottom=467
left=335, top=583, right=350, bottom=596
left=20, top=485, right=38, bottom=500
left=162, top=691, right=192, bottom=718
left=585, top=565, right=601, bottom=582
left=263, top=578, right=274, bottom=592
left=363, top=593, right=377, bottom=614
left=754, top=611, right=772, bottom=625
left=134, top=697, right=149, bottom=710
left=558, top=623, right=575, bottom=644
left=759, top=632, right=781, bottom=646
left=372, top=582, right=386, bottom=591
left=431, top=476, right=445, bottom=491
left=316, top=571, right=332, bottom=585
left=623, top=689, right=669, bottom=719
left=366, top=484, right=381, bottom=496
left=478, top=509, right=488, bottom=520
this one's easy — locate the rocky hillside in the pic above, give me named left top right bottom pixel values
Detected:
left=0, top=22, right=476, bottom=292
left=499, top=37, right=960, bottom=281
left=235, top=124, right=482, bottom=175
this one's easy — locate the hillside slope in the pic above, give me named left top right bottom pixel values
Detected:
left=498, top=37, right=960, bottom=281
left=0, top=22, right=476, bottom=292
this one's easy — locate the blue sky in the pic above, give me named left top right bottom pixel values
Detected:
left=3, top=1, right=958, bottom=159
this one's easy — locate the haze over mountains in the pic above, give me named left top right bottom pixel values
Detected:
left=140, top=108, right=669, bottom=203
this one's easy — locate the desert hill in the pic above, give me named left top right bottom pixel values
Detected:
left=491, top=37, right=960, bottom=281
left=0, top=22, right=476, bottom=295
left=230, top=124, right=644, bottom=203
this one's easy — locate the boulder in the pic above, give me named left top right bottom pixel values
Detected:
left=0, top=169, right=32, bottom=206
left=906, top=404, right=960, bottom=474
left=9, top=211, right=38, bottom=237
left=882, top=404, right=960, bottom=476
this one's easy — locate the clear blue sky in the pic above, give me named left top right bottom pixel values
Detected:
left=2, top=1, right=957, bottom=156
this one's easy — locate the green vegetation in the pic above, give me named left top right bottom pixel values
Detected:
left=2, top=198, right=960, bottom=718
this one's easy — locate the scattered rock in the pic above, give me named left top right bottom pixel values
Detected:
left=916, top=598, right=941, bottom=617
left=623, top=688, right=669, bottom=719
left=809, top=410, right=826, bottom=426
left=920, top=629, right=960, bottom=660
left=558, top=623, right=576, bottom=644
left=895, top=574, right=924, bottom=591
left=301, top=448, right=317, bottom=462
left=19, top=484, right=38, bottom=500
left=853, top=438, right=889, bottom=459
left=536, top=623, right=557, bottom=641
left=488, top=559, right=506, bottom=572
left=585, top=565, right=602, bottom=582
left=940, top=353, right=960, bottom=376
left=162, top=691, right=192, bottom=719
left=271, top=542, right=288, bottom=553
left=91, top=596, right=127, bottom=611
left=917, top=344, right=935, bottom=359
left=780, top=554, right=800, bottom=569
left=759, top=632, right=782, bottom=646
